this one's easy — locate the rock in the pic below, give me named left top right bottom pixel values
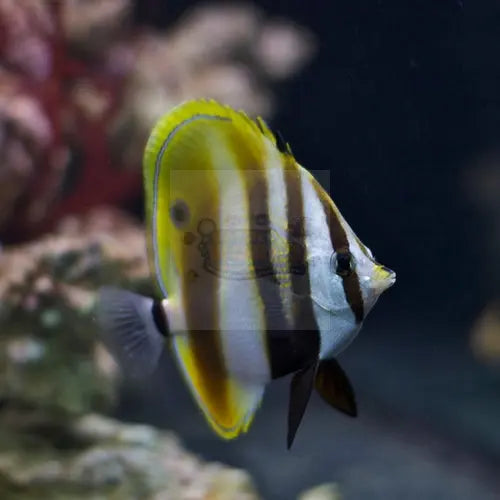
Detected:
left=0, top=414, right=261, bottom=499
left=298, top=483, right=342, bottom=500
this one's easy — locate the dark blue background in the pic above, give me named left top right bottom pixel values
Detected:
left=135, top=0, right=498, bottom=321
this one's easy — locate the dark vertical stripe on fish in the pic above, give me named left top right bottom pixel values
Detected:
left=181, top=186, right=230, bottom=425
left=246, top=168, right=289, bottom=340
left=267, top=164, right=320, bottom=379
left=152, top=112, right=231, bottom=419
left=311, top=178, right=364, bottom=323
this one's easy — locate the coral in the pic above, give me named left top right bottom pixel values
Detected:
left=62, top=0, right=132, bottom=56
left=0, top=0, right=55, bottom=80
left=0, top=2, right=316, bottom=495
left=108, top=3, right=316, bottom=169
left=0, top=207, right=262, bottom=498
left=0, top=413, right=260, bottom=499
left=0, top=0, right=140, bottom=243
left=0, top=1, right=315, bottom=242
left=0, top=72, right=53, bottom=230
left=0, top=208, right=149, bottom=415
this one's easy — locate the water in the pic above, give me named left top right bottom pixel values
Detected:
left=119, top=314, right=500, bottom=499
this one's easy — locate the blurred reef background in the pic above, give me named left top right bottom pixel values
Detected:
left=1, top=1, right=499, bottom=499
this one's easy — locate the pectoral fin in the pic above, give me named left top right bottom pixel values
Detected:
left=314, top=358, right=357, bottom=417
left=287, top=362, right=318, bottom=449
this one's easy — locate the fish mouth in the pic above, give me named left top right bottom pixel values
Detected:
left=374, top=265, right=396, bottom=293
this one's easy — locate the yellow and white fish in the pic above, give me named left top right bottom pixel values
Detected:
left=98, top=99, right=396, bottom=448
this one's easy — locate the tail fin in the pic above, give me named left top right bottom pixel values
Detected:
left=96, top=287, right=166, bottom=378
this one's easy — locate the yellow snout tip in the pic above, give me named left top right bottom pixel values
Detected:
left=374, top=265, right=396, bottom=293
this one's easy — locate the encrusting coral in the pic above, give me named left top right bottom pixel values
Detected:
left=0, top=208, right=147, bottom=416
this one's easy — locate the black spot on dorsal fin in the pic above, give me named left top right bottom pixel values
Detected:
left=274, top=129, right=289, bottom=154
left=255, top=117, right=292, bottom=156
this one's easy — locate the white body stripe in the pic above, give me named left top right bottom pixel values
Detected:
left=215, top=153, right=271, bottom=383
left=263, top=142, right=294, bottom=328
left=335, top=210, right=380, bottom=313
left=312, top=301, right=361, bottom=358
left=299, top=167, right=357, bottom=359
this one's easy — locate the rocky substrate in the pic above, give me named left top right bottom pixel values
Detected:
left=0, top=413, right=260, bottom=500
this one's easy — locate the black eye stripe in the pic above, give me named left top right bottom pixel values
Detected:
left=274, top=129, right=288, bottom=153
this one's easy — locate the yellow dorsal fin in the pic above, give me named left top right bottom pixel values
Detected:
left=143, top=99, right=288, bottom=183
left=142, top=99, right=285, bottom=295
left=144, top=99, right=262, bottom=169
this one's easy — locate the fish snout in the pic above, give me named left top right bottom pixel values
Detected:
left=373, top=264, right=396, bottom=294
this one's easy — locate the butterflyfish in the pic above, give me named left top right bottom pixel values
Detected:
left=97, top=99, right=396, bottom=448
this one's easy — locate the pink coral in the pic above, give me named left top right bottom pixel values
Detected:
left=0, top=1, right=315, bottom=243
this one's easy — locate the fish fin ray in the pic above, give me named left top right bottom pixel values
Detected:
left=97, top=287, right=164, bottom=378
left=315, top=358, right=357, bottom=417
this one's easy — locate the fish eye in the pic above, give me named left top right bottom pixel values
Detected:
left=332, top=251, right=353, bottom=277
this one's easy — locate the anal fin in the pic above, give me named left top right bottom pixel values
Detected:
left=315, top=358, right=357, bottom=417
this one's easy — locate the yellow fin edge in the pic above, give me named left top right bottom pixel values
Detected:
left=172, top=335, right=264, bottom=439
left=143, top=98, right=283, bottom=176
